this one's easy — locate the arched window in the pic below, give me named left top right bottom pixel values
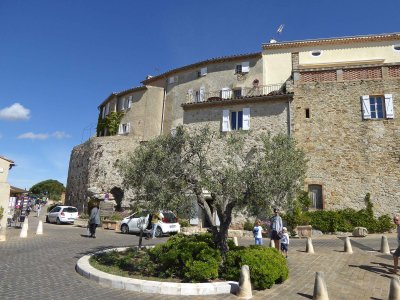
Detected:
left=308, top=184, right=323, bottom=209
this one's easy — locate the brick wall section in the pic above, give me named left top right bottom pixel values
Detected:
left=389, top=65, right=400, bottom=77
left=292, top=78, right=400, bottom=215
left=342, top=67, right=382, bottom=80
left=300, top=70, right=337, bottom=83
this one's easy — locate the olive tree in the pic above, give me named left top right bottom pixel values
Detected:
left=120, top=126, right=307, bottom=256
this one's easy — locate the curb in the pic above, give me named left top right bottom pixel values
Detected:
left=76, top=247, right=239, bottom=296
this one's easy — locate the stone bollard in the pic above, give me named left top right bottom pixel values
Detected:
left=36, top=220, right=43, bottom=235
left=388, top=276, right=400, bottom=300
left=380, top=235, right=390, bottom=254
left=233, top=236, right=239, bottom=246
left=313, top=272, right=329, bottom=300
left=237, top=265, right=252, bottom=299
left=306, top=237, right=315, bottom=254
left=344, top=236, right=353, bottom=254
left=269, top=239, right=275, bottom=248
left=20, top=219, right=28, bottom=238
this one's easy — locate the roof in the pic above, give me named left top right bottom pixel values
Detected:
left=0, top=155, right=15, bottom=165
left=98, top=86, right=147, bottom=108
left=262, top=32, right=400, bottom=50
left=141, top=52, right=261, bottom=84
left=10, top=186, right=27, bottom=194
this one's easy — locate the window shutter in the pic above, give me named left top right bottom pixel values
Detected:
left=127, top=97, right=132, bottom=109
left=241, top=61, right=250, bottom=73
left=199, top=86, right=205, bottom=102
left=118, top=124, right=123, bottom=134
left=200, top=67, right=207, bottom=76
left=106, top=103, right=110, bottom=115
left=222, top=109, right=230, bottom=132
left=168, top=76, right=175, bottom=84
left=121, top=98, right=125, bottom=111
left=221, top=88, right=232, bottom=99
left=101, top=107, right=105, bottom=119
left=188, top=89, right=194, bottom=102
left=242, top=108, right=250, bottom=130
left=385, top=94, right=394, bottom=119
left=126, top=123, right=131, bottom=133
left=361, top=95, right=371, bottom=119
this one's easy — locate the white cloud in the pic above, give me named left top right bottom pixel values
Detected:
left=17, top=132, right=49, bottom=140
left=17, top=131, right=71, bottom=140
left=0, top=103, right=30, bottom=120
left=52, top=131, right=71, bottom=139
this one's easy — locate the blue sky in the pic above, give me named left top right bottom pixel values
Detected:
left=1, top=0, right=399, bottom=190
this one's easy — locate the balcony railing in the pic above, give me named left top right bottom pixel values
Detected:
left=185, top=83, right=286, bottom=104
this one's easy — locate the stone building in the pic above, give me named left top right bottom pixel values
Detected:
left=0, top=155, right=15, bottom=241
left=66, top=32, right=400, bottom=220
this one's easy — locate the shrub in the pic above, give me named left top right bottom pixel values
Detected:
left=179, top=219, right=190, bottom=227
left=149, top=233, right=221, bottom=282
left=222, top=246, right=288, bottom=289
left=110, top=213, right=123, bottom=221
left=0, top=206, right=3, bottom=220
left=243, top=220, right=254, bottom=231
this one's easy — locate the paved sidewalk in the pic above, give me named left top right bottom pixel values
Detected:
left=0, top=212, right=398, bottom=300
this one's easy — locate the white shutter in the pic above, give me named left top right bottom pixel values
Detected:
left=199, top=86, right=205, bottom=102
left=222, top=109, right=230, bottom=132
left=361, top=95, right=371, bottom=119
left=121, top=98, right=125, bottom=111
left=101, top=107, right=105, bottom=119
left=241, top=61, right=250, bottom=73
left=200, top=67, right=207, bottom=76
left=118, top=124, right=123, bottom=134
left=127, top=96, right=132, bottom=109
left=242, top=108, right=250, bottom=130
left=188, top=89, right=194, bottom=102
left=126, top=123, right=131, bottom=133
left=168, top=76, right=175, bottom=84
left=384, top=94, right=394, bottom=119
left=221, top=88, right=232, bottom=99
left=106, top=103, right=110, bottom=115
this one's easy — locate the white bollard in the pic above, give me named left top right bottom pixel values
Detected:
left=344, top=236, right=353, bottom=254
left=306, top=237, right=315, bottom=254
left=237, top=265, right=252, bottom=299
left=313, top=272, right=329, bottom=300
left=36, top=220, right=43, bottom=235
left=380, top=235, right=390, bottom=254
left=388, top=276, right=400, bottom=300
left=269, top=239, right=275, bottom=248
left=20, top=220, right=28, bottom=238
left=233, top=236, right=239, bottom=246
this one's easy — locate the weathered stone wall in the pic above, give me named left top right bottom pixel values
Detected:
left=292, top=78, right=400, bottom=215
left=65, top=135, right=140, bottom=212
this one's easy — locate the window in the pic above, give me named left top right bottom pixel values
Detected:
left=222, top=108, right=250, bottom=132
left=101, top=106, right=105, bottom=119
left=195, top=87, right=205, bottom=102
left=168, top=76, right=178, bottom=84
left=118, top=123, right=130, bottom=134
left=221, top=88, right=232, bottom=99
left=198, top=67, right=207, bottom=77
left=393, top=45, right=400, bottom=52
left=118, top=97, right=125, bottom=111
left=308, top=185, right=323, bottom=209
left=305, top=108, right=310, bottom=119
left=235, top=61, right=249, bottom=74
left=361, top=94, right=394, bottom=119
left=311, top=50, right=322, bottom=57
left=233, top=88, right=242, bottom=99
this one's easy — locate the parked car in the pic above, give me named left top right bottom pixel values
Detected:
left=120, top=210, right=180, bottom=237
left=46, top=206, right=79, bottom=224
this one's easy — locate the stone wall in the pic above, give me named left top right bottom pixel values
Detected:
left=292, top=78, right=400, bottom=215
left=65, top=135, right=140, bottom=212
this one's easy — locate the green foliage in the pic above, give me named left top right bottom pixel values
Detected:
left=30, top=179, right=65, bottom=201
left=222, top=246, right=288, bottom=289
left=0, top=206, right=3, bottom=220
left=178, top=219, right=190, bottom=227
left=243, top=220, right=254, bottom=231
left=282, top=191, right=311, bottom=235
left=97, top=111, right=125, bottom=136
left=149, top=233, right=221, bottom=282
left=109, top=213, right=123, bottom=221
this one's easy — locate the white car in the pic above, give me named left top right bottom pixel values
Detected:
left=120, top=210, right=180, bottom=237
left=46, top=206, right=79, bottom=224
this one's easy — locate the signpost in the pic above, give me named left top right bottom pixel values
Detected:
left=99, top=201, right=114, bottom=218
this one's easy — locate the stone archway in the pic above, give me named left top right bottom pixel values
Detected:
left=110, top=187, right=124, bottom=211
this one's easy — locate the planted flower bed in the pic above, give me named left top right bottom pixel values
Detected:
left=90, top=233, right=288, bottom=290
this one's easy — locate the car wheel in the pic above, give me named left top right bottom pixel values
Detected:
left=121, top=224, right=129, bottom=234
left=155, top=226, right=163, bottom=237
left=45, top=216, right=50, bottom=223
left=56, top=217, right=61, bottom=225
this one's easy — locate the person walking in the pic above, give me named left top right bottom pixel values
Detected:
left=280, top=227, right=289, bottom=258
left=253, top=219, right=264, bottom=245
left=36, top=203, right=41, bottom=217
left=270, top=208, right=283, bottom=250
left=151, top=211, right=163, bottom=239
left=88, top=205, right=100, bottom=238
left=392, top=214, right=400, bottom=274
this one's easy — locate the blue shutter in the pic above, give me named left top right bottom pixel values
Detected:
left=231, top=111, right=237, bottom=130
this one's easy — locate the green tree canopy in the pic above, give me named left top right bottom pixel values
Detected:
left=30, top=179, right=65, bottom=200
left=120, top=126, right=307, bottom=256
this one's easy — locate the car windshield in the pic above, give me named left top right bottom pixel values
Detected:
left=63, top=207, right=78, bottom=213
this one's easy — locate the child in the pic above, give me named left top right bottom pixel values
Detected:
left=392, top=214, right=400, bottom=274
left=253, top=220, right=263, bottom=245
left=280, top=227, right=289, bottom=258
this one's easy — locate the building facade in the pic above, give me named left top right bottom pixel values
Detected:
left=66, top=33, right=400, bottom=218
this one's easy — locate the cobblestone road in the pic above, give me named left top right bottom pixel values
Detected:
left=0, top=211, right=398, bottom=300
